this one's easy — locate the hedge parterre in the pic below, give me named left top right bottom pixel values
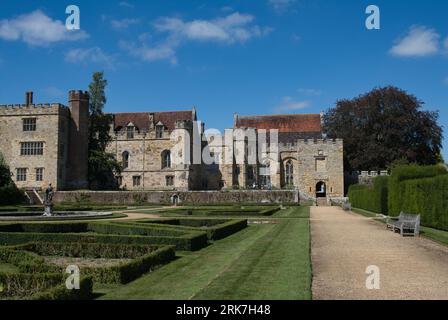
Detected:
left=0, top=221, right=208, bottom=251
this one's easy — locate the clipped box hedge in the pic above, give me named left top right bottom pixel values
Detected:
left=0, top=245, right=93, bottom=300
left=128, top=218, right=248, bottom=240
left=348, top=176, right=389, bottom=214
left=0, top=221, right=208, bottom=251
left=12, top=242, right=176, bottom=284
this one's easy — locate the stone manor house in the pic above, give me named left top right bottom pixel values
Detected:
left=0, top=90, right=344, bottom=201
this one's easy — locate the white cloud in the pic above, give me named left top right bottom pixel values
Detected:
left=119, top=2, right=134, bottom=8
left=0, top=10, right=88, bottom=46
left=111, top=18, right=140, bottom=30
left=298, top=88, right=322, bottom=96
left=444, top=37, right=448, bottom=50
left=274, top=97, right=310, bottom=113
left=390, top=26, right=440, bottom=57
left=121, top=12, right=271, bottom=64
left=65, top=47, right=115, bottom=69
left=119, top=40, right=178, bottom=65
left=154, top=12, right=271, bottom=44
left=268, top=0, right=296, bottom=12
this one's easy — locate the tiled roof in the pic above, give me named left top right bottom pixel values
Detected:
left=113, top=110, right=194, bottom=131
left=235, top=113, right=322, bottom=133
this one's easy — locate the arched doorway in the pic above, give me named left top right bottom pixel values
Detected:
left=316, top=181, right=326, bottom=198
left=171, top=195, right=179, bottom=206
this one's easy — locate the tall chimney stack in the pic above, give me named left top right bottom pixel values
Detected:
left=25, top=91, right=33, bottom=105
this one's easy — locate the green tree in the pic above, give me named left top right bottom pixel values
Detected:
left=0, top=152, right=25, bottom=204
left=87, top=72, right=121, bottom=189
left=0, top=153, right=12, bottom=187
left=323, top=86, right=443, bottom=171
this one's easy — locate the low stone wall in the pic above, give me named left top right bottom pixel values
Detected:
left=53, top=190, right=299, bottom=205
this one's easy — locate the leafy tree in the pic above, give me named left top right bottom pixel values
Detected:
left=0, top=152, right=25, bottom=204
left=323, top=86, right=443, bottom=171
left=87, top=72, right=121, bottom=189
left=0, top=153, right=12, bottom=188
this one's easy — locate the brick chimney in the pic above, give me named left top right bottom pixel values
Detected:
left=66, top=90, right=90, bottom=190
left=25, top=91, right=33, bottom=105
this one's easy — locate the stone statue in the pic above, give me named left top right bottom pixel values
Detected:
left=43, top=184, right=54, bottom=216
left=45, top=184, right=54, bottom=204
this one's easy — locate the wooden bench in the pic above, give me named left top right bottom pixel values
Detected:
left=341, top=202, right=352, bottom=211
left=386, top=212, right=420, bottom=236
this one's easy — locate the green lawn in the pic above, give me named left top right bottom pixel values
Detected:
left=99, top=206, right=311, bottom=300
left=351, top=207, right=448, bottom=245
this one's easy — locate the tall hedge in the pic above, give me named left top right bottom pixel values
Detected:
left=388, top=165, right=447, bottom=216
left=348, top=176, right=389, bottom=214
left=400, top=175, right=448, bottom=231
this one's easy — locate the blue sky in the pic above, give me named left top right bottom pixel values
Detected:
left=0, top=0, right=447, bottom=160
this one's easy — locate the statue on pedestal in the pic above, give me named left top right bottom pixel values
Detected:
left=43, top=184, right=54, bottom=216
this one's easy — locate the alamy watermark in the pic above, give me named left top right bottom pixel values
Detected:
left=66, top=264, right=80, bottom=290
left=365, top=265, right=380, bottom=290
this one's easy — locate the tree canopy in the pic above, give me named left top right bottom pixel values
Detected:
left=87, top=72, right=121, bottom=189
left=0, top=153, right=12, bottom=188
left=323, top=86, right=443, bottom=171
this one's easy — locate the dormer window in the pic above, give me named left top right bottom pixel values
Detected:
left=127, top=125, right=135, bottom=139
left=156, top=125, right=164, bottom=139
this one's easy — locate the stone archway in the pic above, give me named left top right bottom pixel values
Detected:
left=171, top=195, right=179, bottom=206
left=316, top=181, right=326, bottom=198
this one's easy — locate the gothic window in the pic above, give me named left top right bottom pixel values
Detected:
left=122, top=151, right=129, bottom=169
left=127, top=125, right=135, bottom=139
left=162, top=150, right=171, bottom=169
left=285, top=160, right=294, bottom=186
left=259, top=161, right=271, bottom=189
left=156, top=125, right=164, bottom=139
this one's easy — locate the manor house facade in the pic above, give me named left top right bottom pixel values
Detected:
left=0, top=90, right=344, bottom=200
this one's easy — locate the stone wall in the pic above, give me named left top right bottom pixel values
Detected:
left=0, top=104, right=70, bottom=190
left=107, top=122, right=198, bottom=191
left=53, top=190, right=299, bottom=205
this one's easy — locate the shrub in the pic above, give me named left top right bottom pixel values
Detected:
left=0, top=222, right=208, bottom=250
left=348, top=176, right=389, bottom=214
left=29, top=276, right=93, bottom=300
left=127, top=218, right=248, bottom=240
left=388, top=165, right=447, bottom=216
left=14, top=242, right=176, bottom=284
left=399, top=175, right=448, bottom=231
left=0, top=185, right=26, bottom=205
left=0, top=271, right=93, bottom=300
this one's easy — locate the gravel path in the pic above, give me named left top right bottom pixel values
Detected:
left=311, top=206, right=448, bottom=300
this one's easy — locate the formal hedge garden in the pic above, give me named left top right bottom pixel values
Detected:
left=157, top=205, right=281, bottom=217
left=0, top=221, right=208, bottom=251
left=8, top=242, right=175, bottom=284
left=123, top=218, right=248, bottom=240
left=0, top=217, right=249, bottom=299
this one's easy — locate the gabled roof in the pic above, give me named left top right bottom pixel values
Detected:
left=113, top=110, right=194, bottom=131
left=235, top=113, right=322, bottom=133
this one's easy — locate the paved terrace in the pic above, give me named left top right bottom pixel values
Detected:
left=311, top=206, right=448, bottom=300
